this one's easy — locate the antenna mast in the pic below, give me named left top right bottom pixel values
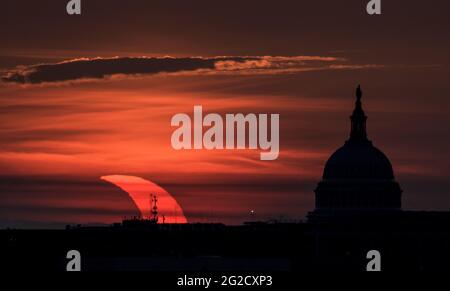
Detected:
left=150, top=194, right=159, bottom=223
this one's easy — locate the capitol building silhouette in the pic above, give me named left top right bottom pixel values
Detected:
left=309, top=85, right=403, bottom=222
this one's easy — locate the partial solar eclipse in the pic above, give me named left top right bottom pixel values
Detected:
left=101, top=175, right=187, bottom=223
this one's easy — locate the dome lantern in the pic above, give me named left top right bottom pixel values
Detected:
left=348, top=85, right=369, bottom=144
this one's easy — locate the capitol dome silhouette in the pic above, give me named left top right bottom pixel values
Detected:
left=313, top=86, right=402, bottom=213
left=323, top=140, right=394, bottom=180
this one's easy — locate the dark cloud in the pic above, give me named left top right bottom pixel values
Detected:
left=1, top=56, right=220, bottom=84
left=0, top=56, right=349, bottom=84
left=0, top=55, right=63, bottom=70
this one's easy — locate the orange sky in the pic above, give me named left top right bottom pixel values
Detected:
left=1, top=66, right=449, bottom=226
left=0, top=0, right=449, bottom=227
